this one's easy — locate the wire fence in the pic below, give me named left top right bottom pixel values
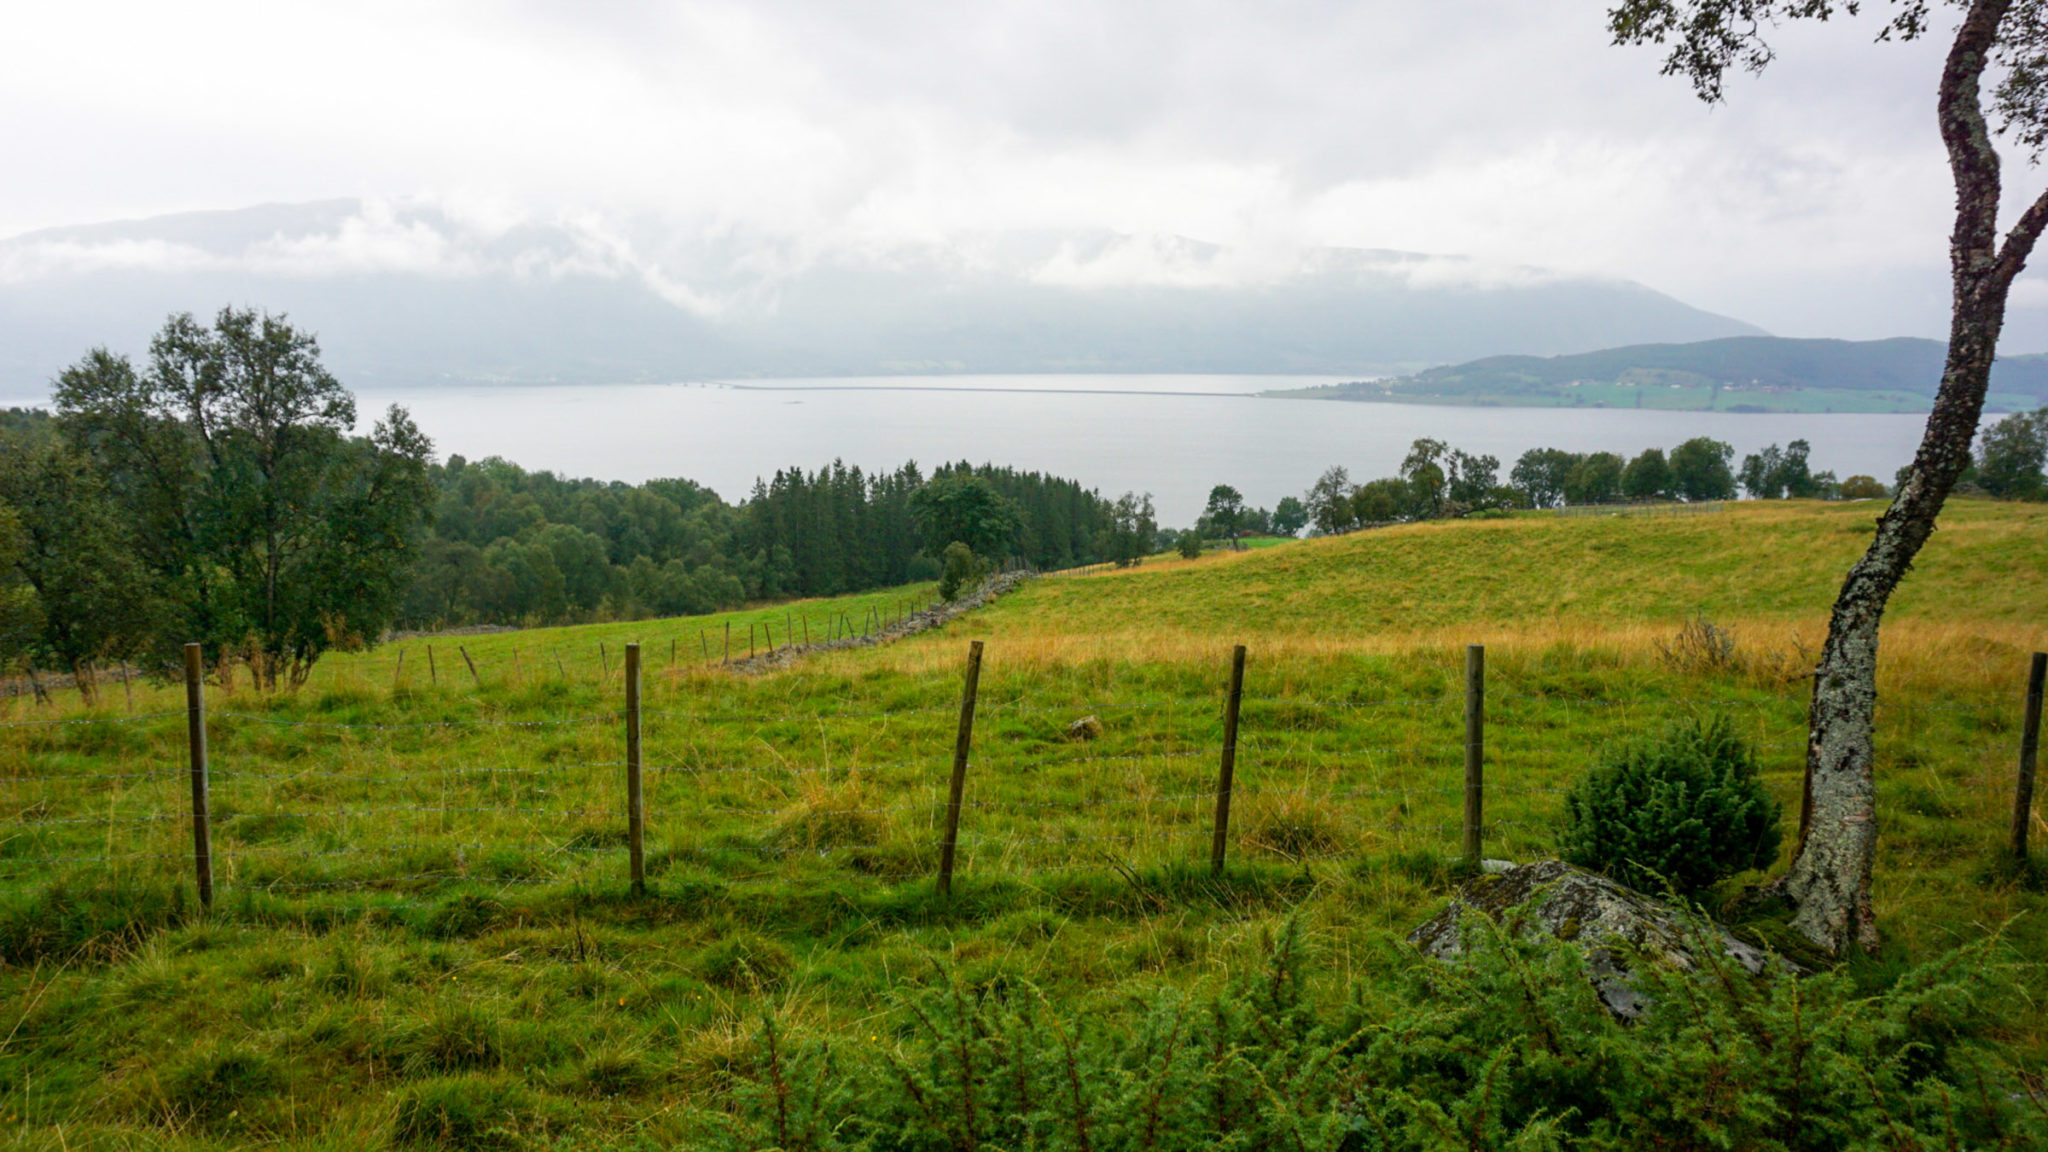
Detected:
left=1, top=642, right=2039, bottom=911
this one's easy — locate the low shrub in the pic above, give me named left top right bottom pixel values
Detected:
left=723, top=918, right=2044, bottom=1151
left=937, top=541, right=986, bottom=601
left=1558, top=714, right=1782, bottom=898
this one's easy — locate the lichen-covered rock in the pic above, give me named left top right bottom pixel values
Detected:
left=1408, top=859, right=1788, bottom=1019
left=1065, top=715, right=1103, bottom=741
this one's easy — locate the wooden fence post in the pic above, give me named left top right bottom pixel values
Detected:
left=723, top=621, right=731, bottom=665
left=394, top=649, right=405, bottom=694
left=937, top=640, right=985, bottom=898
left=183, top=643, right=213, bottom=908
left=803, top=616, right=812, bottom=648
left=2013, top=651, right=2046, bottom=862
left=1210, top=644, right=1247, bottom=874
left=428, top=644, right=437, bottom=685
left=625, top=642, right=645, bottom=894
left=1464, top=644, right=1485, bottom=869
left=459, top=646, right=482, bottom=688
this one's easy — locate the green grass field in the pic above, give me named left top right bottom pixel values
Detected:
left=2, top=500, right=2044, bottom=1147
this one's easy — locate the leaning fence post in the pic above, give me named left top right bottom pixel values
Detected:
left=625, top=642, right=645, bottom=894
left=937, top=640, right=985, bottom=898
left=428, top=644, right=437, bottom=685
left=2013, top=651, right=2046, bottom=862
left=459, top=645, right=482, bottom=688
left=183, top=643, right=213, bottom=908
left=1464, top=644, right=1485, bottom=869
left=1211, top=645, right=1248, bottom=874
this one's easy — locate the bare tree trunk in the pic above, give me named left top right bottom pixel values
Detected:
left=1777, top=0, right=2048, bottom=954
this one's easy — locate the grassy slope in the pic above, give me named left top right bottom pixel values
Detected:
left=2, top=500, right=2044, bottom=1148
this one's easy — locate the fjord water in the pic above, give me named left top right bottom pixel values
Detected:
left=349, top=374, right=1934, bottom=526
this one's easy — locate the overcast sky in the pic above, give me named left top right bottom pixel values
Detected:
left=4, top=0, right=2043, bottom=342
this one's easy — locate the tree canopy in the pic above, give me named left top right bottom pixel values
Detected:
left=49, top=308, right=437, bottom=687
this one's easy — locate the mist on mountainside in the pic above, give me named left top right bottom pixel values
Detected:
left=0, top=199, right=1763, bottom=393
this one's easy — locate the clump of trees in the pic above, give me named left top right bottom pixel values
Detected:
left=405, top=458, right=1142, bottom=624
left=1508, top=437, right=1739, bottom=510
left=0, top=310, right=435, bottom=693
left=1972, top=406, right=2047, bottom=500
left=0, top=315, right=1158, bottom=690
left=1291, top=432, right=1923, bottom=538
left=1301, top=439, right=1513, bottom=536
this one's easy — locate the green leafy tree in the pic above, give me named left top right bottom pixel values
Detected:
left=55, top=309, right=436, bottom=687
left=1350, top=477, right=1409, bottom=524
left=0, top=504, right=40, bottom=671
left=937, top=541, right=987, bottom=600
left=1175, top=530, right=1203, bottom=559
left=1271, top=495, right=1308, bottom=536
left=1510, top=447, right=1580, bottom=508
left=1102, top=491, right=1157, bottom=568
left=1565, top=450, right=1626, bottom=505
left=1975, top=406, right=2047, bottom=497
left=1304, top=466, right=1357, bottom=535
left=1668, top=436, right=1737, bottom=501
left=1740, top=439, right=1822, bottom=499
left=1400, top=438, right=1450, bottom=517
left=909, top=474, right=1023, bottom=560
left=1739, top=443, right=1787, bottom=498
left=1610, top=0, right=2048, bottom=954
left=1445, top=448, right=1502, bottom=511
left=1204, top=484, right=1246, bottom=550
left=1621, top=447, right=1673, bottom=500
left=0, top=437, right=159, bottom=700
left=1839, top=474, right=1890, bottom=499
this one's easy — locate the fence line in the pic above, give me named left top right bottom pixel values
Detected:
left=3, top=640, right=2040, bottom=905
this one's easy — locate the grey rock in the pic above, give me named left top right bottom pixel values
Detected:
left=1408, top=859, right=1788, bottom=1019
left=1066, top=715, right=1104, bottom=741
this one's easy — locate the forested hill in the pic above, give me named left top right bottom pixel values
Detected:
left=1275, top=336, right=2048, bottom=413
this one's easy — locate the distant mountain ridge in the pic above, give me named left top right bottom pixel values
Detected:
left=1277, top=336, right=2048, bottom=414
left=0, top=199, right=1764, bottom=393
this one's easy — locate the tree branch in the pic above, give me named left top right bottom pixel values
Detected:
left=1994, top=181, right=2048, bottom=287
left=1940, top=1, right=2016, bottom=271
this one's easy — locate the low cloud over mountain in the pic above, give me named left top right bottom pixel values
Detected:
left=0, top=199, right=1764, bottom=393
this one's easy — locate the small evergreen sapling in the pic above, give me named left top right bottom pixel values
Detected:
left=1558, top=715, right=1782, bottom=899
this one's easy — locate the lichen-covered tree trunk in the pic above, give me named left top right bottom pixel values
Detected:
left=1778, top=0, right=2048, bottom=954
left=1781, top=318, right=1999, bottom=953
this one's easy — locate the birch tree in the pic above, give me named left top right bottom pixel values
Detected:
left=1609, top=0, right=2048, bottom=953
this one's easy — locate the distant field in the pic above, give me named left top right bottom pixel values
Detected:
left=2, top=500, right=2042, bottom=1146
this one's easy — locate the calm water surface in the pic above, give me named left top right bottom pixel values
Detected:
left=7, top=374, right=1935, bottom=526
left=351, top=375, right=1934, bottom=525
